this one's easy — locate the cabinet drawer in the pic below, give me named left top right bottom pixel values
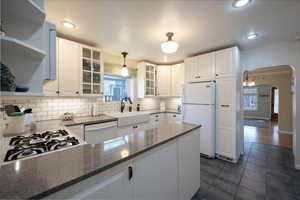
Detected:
left=167, top=113, right=182, bottom=122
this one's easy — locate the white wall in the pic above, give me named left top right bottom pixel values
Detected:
left=240, top=40, right=300, bottom=169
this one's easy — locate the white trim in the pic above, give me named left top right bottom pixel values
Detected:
left=244, top=116, right=270, bottom=120
left=278, top=129, right=293, bottom=135
left=248, top=71, right=291, bottom=76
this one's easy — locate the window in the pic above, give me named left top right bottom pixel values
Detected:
left=243, top=87, right=258, bottom=111
left=104, top=74, right=130, bottom=102
left=274, top=88, right=279, bottom=114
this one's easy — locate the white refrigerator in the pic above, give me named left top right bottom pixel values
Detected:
left=183, top=82, right=216, bottom=158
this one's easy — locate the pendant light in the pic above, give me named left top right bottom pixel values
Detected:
left=121, top=52, right=129, bottom=77
left=243, top=70, right=255, bottom=87
left=161, top=32, right=179, bottom=54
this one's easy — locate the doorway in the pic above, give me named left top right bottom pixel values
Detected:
left=243, top=66, right=293, bottom=148
left=271, top=87, right=279, bottom=122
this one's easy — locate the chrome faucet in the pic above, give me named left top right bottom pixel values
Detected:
left=120, top=97, right=132, bottom=113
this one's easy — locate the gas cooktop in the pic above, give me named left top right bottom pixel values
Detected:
left=4, top=130, right=79, bottom=162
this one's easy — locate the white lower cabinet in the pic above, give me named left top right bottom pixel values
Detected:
left=178, top=129, right=200, bottom=200
left=42, top=161, right=134, bottom=200
left=42, top=128, right=201, bottom=200
left=132, top=141, right=179, bottom=200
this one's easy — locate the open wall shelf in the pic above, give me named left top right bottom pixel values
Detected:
left=1, top=36, right=46, bottom=60
left=0, top=92, right=45, bottom=97
left=2, top=0, right=46, bottom=25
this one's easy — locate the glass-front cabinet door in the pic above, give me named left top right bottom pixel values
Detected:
left=145, top=64, right=156, bottom=96
left=80, top=46, right=103, bottom=95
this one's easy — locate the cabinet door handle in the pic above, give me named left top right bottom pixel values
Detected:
left=195, top=75, right=201, bottom=79
left=216, top=74, right=219, bottom=76
left=173, top=115, right=177, bottom=117
left=155, top=115, right=159, bottom=118
left=155, top=119, right=159, bottom=122
left=75, top=91, right=79, bottom=94
left=56, top=91, right=60, bottom=94
left=221, top=105, right=230, bottom=107
left=128, top=166, right=133, bottom=181
left=133, top=125, right=138, bottom=129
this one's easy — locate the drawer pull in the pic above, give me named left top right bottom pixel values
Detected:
left=173, top=115, right=177, bottom=117
left=155, top=119, right=159, bottom=122
left=221, top=105, right=230, bottom=107
left=128, top=166, right=133, bottom=181
left=133, top=125, right=138, bottom=129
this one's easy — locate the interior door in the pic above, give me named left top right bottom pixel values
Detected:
left=156, top=65, right=172, bottom=96
left=271, top=87, right=279, bottom=121
left=183, top=104, right=215, bottom=157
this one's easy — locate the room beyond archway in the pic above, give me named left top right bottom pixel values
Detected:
left=243, top=66, right=294, bottom=148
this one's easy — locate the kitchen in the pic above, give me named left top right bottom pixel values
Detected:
left=1, top=0, right=300, bottom=199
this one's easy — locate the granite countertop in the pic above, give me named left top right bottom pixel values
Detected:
left=0, top=118, right=200, bottom=199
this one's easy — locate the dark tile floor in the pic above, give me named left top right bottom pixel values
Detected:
left=192, top=142, right=300, bottom=200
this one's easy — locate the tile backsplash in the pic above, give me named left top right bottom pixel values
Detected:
left=0, top=97, right=165, bottom=121
left=164, top=98, right=182, bottom=110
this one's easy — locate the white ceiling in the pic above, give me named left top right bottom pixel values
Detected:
left=45, top=0, right=300, bottom=63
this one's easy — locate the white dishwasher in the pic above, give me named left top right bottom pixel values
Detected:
left=85, top=121, right=118, bottom=144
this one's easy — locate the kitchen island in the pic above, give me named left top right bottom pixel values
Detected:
left=0, top=116, right=200, bottom=200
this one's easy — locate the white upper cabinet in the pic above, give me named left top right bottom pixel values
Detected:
left=43, top=38, right=103, bottom=97
left=156, top=65, right=172, bottom=96
left=80, top=45, right=103, bottom=96
left=215, top=47, right=240, bottom=78
left=184, top=52, right=215, bottom=83
left=171, top=63, right=185, bottom=97
left=137, top=62, right=156, bottom=98
left=58, top=38, right=80, bottom=96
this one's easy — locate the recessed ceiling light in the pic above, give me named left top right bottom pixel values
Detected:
left=61, top=21, right=76, bottom=29
left=233, top=0, right=251, bottom=8
left=247, top=33, right=258, bottom=40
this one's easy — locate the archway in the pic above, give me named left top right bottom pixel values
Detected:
left=242, top=66, right=294, bottom=148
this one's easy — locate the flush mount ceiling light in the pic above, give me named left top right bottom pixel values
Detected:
left=121, top=52, right=129, bottom=77
left=61, top=21, right=76, bottom=29
left=232, top=0, right=251, bottom=8
left=161, top=32, right=179, bottom=54
left=247, top=33, right=258, bottom=40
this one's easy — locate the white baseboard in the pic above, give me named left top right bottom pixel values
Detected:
left=278, top=129, right=293, bottom=135
left=244, top=116, right=271, bottom=120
